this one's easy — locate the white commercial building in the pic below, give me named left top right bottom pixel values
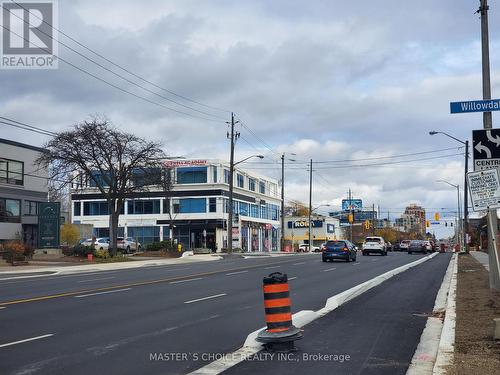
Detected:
left=283, top=215, right=343, bottom=250
left=71, top=159, right=281, bottom=252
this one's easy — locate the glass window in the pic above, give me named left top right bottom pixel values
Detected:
left=0, top=159, right=24, bottom=186
left=128, top=226, right=160, bottom=245
left=237, top=174, right=244, bottom=188
left=249, top=178, right=256, bottom=191
left=213, top=167, right=218, bottom=183
left=89, top=171, right=111, bottom=187
left=209, top=198, right=217, bottom=213
left=224, top=169, right=230, bottom=184
left=163, top=199, right=170, bottom=214
left=239, top=202, right=249, bottom=216
left=73, top=202, right=81, bottom=216
left=173, top=198, right=207, bottom=213
left=24, top=200, right=38, bottom=216
left=0, top=198, right=21, bottom=222
left=131, top=168, right=162, bottom=186
left=177, top=167, right=207, bottom=184
left=127, top=200, right=160, bottom=214
left=250, top=204, right=259, bottom=218
left=259, top=181, right=265, bottom=194
left=83, top=201, right=109, bottom=216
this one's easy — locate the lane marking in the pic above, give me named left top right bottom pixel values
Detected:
left=292, top=262, right=307, bottom=266
left=226, top=271, right=248, bottom=276
left=169, top=278, right=203, bottom=284
left=184, top=293, right=227, bottom=304
left=264, top=266, right=281, bottom=269
left=352, top=263, right=360, bottom=266
left=77, top=277, right=115, bottom=283
left=74, top=288, right=131, bottom=298
left=288, top=277, right=297, bottom=281
left=0, top=258, right=309, bottom=307
left=0, top=307, right=5, bottom=310
left=323, top=267, right=337, bottom=272
left=0, top=334, right=53, bottom=348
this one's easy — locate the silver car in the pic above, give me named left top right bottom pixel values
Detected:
left=117, top=237, right=142, bottom=253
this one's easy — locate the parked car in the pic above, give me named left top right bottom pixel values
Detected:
left=297, top=243, right=320, bottom=252
left=408, top=240, right=427, bottom=254
left=362, top=236, right=387, bottom=256
left=117, top=237, right=142, bottom=253
left=321, top=240, right=357, bottom=262
left=399, top=240, right=411, bottom=251
left=81, top=237, right=110, bottom=250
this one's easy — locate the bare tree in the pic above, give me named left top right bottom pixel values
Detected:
left=37, top=118, right=165, bottom=255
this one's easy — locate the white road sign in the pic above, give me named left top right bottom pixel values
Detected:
left=467, top=168, right=500, bottom=211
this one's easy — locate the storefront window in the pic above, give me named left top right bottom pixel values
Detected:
left=127, top=226, right=160, bottom=245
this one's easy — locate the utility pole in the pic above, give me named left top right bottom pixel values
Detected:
left=227, top=112, right=239, bottom=253
left=464, top=140, right=469, bottom=253
left=372, top=203, right=376, bottom=235
left=281, top=153, right=285, bottom=252
left=349, top=188, right=353, bottom=243
left=479, top=0, right=500, bottom=289
left=308, top=159, right=313, bottom=251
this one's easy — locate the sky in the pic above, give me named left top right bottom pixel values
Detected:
left=1, top=0, right=498, bottom=239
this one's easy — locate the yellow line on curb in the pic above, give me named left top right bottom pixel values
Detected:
left=0, top=257, right=307, bottom=307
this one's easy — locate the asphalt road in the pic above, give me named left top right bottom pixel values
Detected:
left=0, top=252, right=449, bottom=375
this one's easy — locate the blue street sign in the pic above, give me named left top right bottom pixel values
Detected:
left=450, top=99, right=500, bottom=114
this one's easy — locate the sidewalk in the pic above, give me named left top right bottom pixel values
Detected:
left=470, top=250, right=490, bottom=271
left=0, top=253, right=222, bottom=277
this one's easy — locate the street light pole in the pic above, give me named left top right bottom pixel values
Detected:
left=308, top=159, right=313, bottom=251
left=227, top=112, right=237, bottom=253
left=437, top=180, right=462, bottom=249
left=429, top=131, right=469, bottom=253
left=280, top=153, right=296, bottom=252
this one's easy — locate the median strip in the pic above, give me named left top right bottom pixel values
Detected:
left=0, top=334, right=53, bottom=348
left=184, top=293, right=227, bottom=304
left=74, top=288, right=131, bottom=298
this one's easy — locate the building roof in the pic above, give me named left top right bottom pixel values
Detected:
left=0, top=138, right=46, bottom=153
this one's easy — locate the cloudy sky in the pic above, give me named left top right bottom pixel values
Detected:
left=2, top=0, right=498, bottom=238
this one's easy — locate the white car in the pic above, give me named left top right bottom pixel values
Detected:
left=399, top=240, right=411, bottom=251
left=423, top=240, right=432, bottom=251
left=117, top=237, right=142, bottom=253
left=81, top=237, right=110, bottom=250
left=298, top=243, right=320, bottom=252
left=362, top=236, right=387, bottom=256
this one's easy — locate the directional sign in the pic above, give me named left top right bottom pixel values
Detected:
left=451, top=99, right=500, bottom=114
left=473, top=129, right=500, bottom=171
left=467, top=169, right=500, bottom=211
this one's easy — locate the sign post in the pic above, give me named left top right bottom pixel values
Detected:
left=467, top=169, right=500, bottom=211
left=37, top=202, right=60, bottom=248
left=472, top=129, right=500, bottom=171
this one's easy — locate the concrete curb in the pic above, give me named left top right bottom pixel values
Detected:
left=433, top=253, right=457, bottom=374
left=406, top=253, right=456, bottom=375
left=0, top=254, right=222, bottom=279
left=190, top=252, right=439, bottom=375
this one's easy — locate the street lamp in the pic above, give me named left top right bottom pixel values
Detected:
left=429, top=131, right=469, bottom=252
left=227, top=154, right=264, bottom=253
left=436, top=180, right=462, bottom=250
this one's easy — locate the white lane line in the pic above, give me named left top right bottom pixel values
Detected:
left=184, top=293, right=227, bottom=304
left=352, top=263, right=360, bottom=266
left=169, top=277, right=203, bottom=284
left=0, top=334, right=54, bottom=348
left=264, top=266, right=281, bottom=269
left=77, top=277, right=115, bottom=283
left=74, top=288, right=131, bottom=298
left=0, top=307, right=6, bottom=310
left=292, top=262, right=307, bottom=266
left=323, top=267, right=337, bottom=272
left=288, top=277, right=297, bottom=281
left=372, top=259, right=377, bottom=262
left=226, top=271, right=248, bottom=276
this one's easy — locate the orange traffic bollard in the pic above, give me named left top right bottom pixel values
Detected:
left=256, top=272, right=302, bottom=351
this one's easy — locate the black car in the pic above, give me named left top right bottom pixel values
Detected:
left=322, top=240, right=357, bottom=262
left=393, top=242, right=401, bottom=251
left=408, top=240, right=428, bottom=254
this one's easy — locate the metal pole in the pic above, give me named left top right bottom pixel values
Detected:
left=227, top=112, right=235, bottom=253
left=281, top=153, right=285, bottom=252
left=464, top=140, right=469, bottom=253
left=480, top=0, right=500, bottom=289
left=457, top=185, right=461, bottom=249
left=349, top=188, right=353, bottom=243
left=372, top=203, right=375, bottom=235
left=308, top=159, right=313, bottom=251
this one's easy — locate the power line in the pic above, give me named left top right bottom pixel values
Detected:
left=9, top=0, right=230, bottom=116
left=0, top=118, right=56, bottom=136
left=0, top=25, right=225, bottom=124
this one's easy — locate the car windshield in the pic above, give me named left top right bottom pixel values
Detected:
left=410, top=240, right=421, bottom=245
left=325, top=241, right=346, bottom=249
left=365, top=238, right=381, bottom=243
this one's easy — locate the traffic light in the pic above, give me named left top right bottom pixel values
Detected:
left=434, top=212, right=440, bottom=221
left=450, top=222, right=453, bottom=227
left=348, top=214, right=354, bottom=223
left=364, top=220, right=370, bottom=229
left=425, top=220, right=430, bottom=228
left=445, top=222, right=448, bottom=227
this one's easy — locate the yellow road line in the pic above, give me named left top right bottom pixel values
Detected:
left=0, top=257, right=306, bottom=307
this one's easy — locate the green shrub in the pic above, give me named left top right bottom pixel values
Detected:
left=71, top=244, right=94, bottom=257
left=94, top=248, right=110, bottom=259
left=146, top=240, right=176, bottom=252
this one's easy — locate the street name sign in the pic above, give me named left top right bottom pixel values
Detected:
left=472, top=129, right=500, bottom=171
left=467, top=169, right=500, bottom=211
left=450, top=99, right=500, bottom=114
